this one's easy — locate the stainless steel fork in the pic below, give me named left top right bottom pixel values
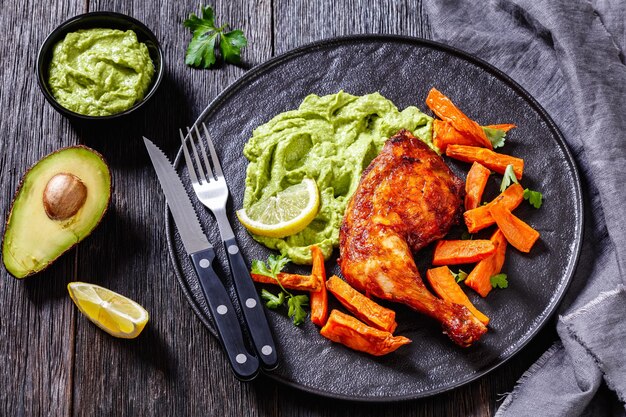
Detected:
left=181, top=123, right=278, bottom=370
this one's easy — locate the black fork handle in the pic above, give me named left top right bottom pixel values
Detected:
left=223, top=237, right=279, bottom=370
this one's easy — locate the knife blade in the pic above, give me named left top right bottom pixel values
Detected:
left=143, top=136, right=259, bottom=381
left=143, top=137, right=210, bottom=255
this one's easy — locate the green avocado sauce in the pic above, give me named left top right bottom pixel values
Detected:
left=48, top=28, right=154, bottom=116
left=242, top=91, right=435, bottom=264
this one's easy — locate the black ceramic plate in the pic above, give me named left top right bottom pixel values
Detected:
left=165, top=35, right=583, bottom=401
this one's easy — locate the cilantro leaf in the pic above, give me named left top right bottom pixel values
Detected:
left=267, top=254, right=290, bottom=277
left=287, top=294, right=309, bottom=326
left=221, top=30, right=247, bottom=64
left=500, top=164, right=519, bottom=192
left=185, top=29, right=218, bottom=68
left=251, top=259, right=273, bottom=278
left=482, top=126, right=507, bottom=149
left=452, top=269, right=469, bottom=283
left=183, top=5, right=247, bottom=69
left=261, top=289, right=285, bottom=309
left=461, top=231, right=473, bottom=240
left=523, top=188, right=543, bottom=209
left=490, top=273, right=509, bottom=289
left=253, top=254, right=308, bottom=326
left=183, top=5, right=215, bottom=31
left=251, top=254, right=290, bottom=279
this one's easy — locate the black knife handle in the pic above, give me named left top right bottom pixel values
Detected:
left=190, top=248, right=259, bottom=381
left=223, top=237, right=279, bottom=370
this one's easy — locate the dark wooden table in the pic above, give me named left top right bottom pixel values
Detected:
left=0, top=1, right=557, bottom=415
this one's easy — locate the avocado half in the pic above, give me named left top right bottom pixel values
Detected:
left=2, top=146, right=111, bottom=278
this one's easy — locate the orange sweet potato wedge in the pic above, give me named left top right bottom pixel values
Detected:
left=446, top=145, right=524, bottom=180
left=326, top=275, right=397, bottom=332
left=432, top=239, right=496, bottom=266
left=433, top=120, right=478, bottom=152
left=489, top=201, right=540, bottom=253
left=434, top=123, right=517, bottom=153
left=464, top=183, right=524, bottom=233
left=251, top=272, right=321, bottom=292
left=465, top=162, right=491, bottom=210
left=426, top=88, right=493, bottom=149
left=483, top=123, right=516, bottom=132
left=310, top=245, right=329, bottom=326
left=320, top=310, right=411, bottom=356
left=465, top=229, right=508, bottom=297
left=426, top=266, right=489, bottom=325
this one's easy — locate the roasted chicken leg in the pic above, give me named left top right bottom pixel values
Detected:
left=339, top=130, right=487, bottom=346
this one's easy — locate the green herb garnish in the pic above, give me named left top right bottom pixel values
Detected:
left=523, top=188, right=543, bottom=209
left=251, top=254, right=290, bottom=279
left=452, top=269, right=469, bottom=283
left=183, top=5, right=247, bottom=69
left=490, top=273, right=509, bottom=289
left=252, top=254, right=308, bottom=326
left=260, top=289, right=285, bottom=309
left=500, top=164, right=519, bottom=192
left=482, top=126, right=507, bottom=149
left=287, top=295, right=309, bottom=325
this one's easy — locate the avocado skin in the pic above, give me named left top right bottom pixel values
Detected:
left=2, top=145, right=112, bottom=278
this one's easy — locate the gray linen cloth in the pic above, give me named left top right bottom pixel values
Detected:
left=423, top=0, right=626, bottom=415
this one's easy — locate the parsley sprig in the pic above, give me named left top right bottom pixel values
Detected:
left=252, top=254, right=309, bottom=326
left=482, top=126, right=507, bottom=149
left=523, top=188, right=543, bottom=209
left=499, top=164, right=544, bottom=209
left=490, top=273, right=509, bottom=289
left=500, top=164, right=519, bottom=192
left=183, top=5, right=247, bottom=69
left=452, top=269, right=469, bottom=283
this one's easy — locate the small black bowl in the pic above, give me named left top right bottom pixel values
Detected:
left=36, top=11, right=164, bottom=121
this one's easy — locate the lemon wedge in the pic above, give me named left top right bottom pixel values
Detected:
left=237, top=178, right=320, bottom=238
left=67, top=282, right=149, bottom=339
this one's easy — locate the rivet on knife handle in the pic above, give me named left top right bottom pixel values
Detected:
left=224, top=237, right=279, bottom=370
left=190, top=248, right=259, bottom=380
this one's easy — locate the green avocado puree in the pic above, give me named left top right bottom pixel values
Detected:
left=242, top=91, right=434, bottom=264
left=48, top=28, right=154, bottom=116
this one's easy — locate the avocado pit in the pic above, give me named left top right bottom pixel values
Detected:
left=43, top=173, right=88, bottom=220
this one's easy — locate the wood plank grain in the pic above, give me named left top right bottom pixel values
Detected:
left=273, top=0, right=431, bottom=54
left=0, top=1, right=85, bottom=416
left=70, top=0, right=272, bottom=416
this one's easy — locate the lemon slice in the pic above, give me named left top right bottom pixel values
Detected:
left=237, top=178, right=320, bottom=238
left=67, top=282, right=149, bottom=339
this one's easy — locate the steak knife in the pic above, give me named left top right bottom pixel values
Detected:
left=143, top=137, right=258, bottom=381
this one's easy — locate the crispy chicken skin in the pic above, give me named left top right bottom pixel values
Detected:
left=339, top=130, right=487, bottom=346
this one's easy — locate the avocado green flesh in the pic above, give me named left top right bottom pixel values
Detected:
left=242, top=91, right=434, bottom=264
left=48, top=28, right=154, bottom=116
left=2, top=147, right=111, bottom=278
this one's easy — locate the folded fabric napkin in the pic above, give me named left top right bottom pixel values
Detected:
left=423, top=0, right=626, bottom=415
